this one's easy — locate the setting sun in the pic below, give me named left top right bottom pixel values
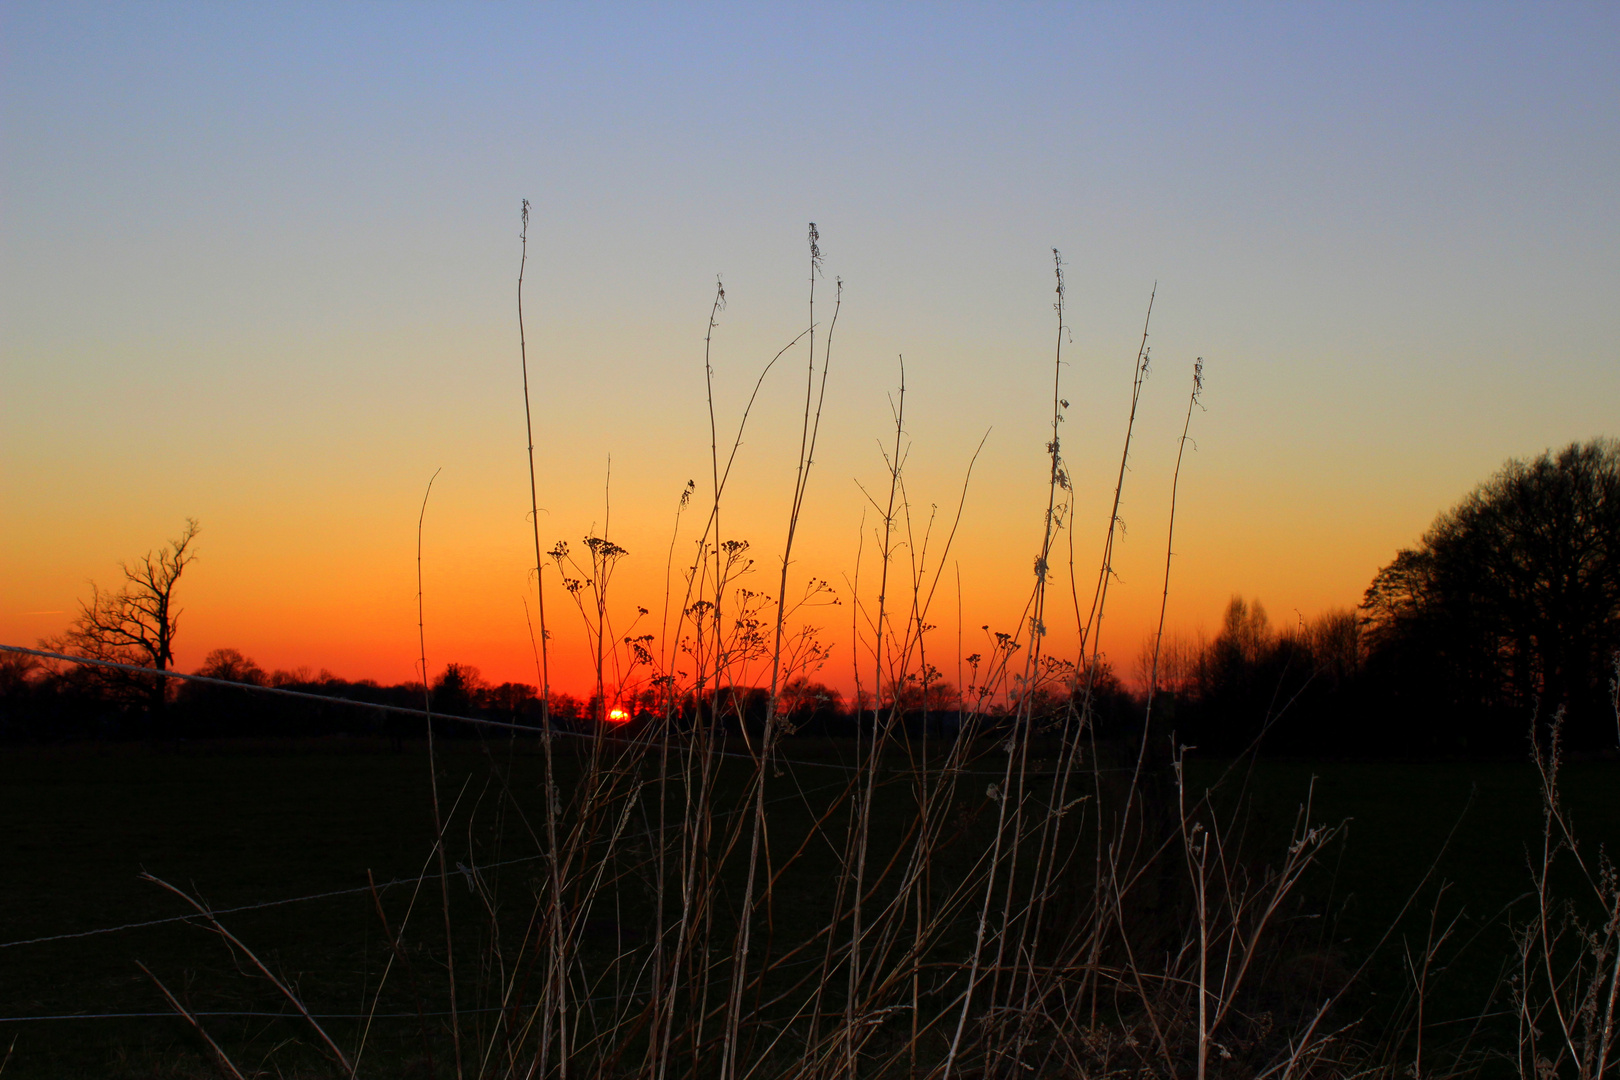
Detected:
left=3, top=7, right=1618, bottom=1075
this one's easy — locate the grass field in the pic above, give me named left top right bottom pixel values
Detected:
left=1, top=737, right=1615, bottom=1078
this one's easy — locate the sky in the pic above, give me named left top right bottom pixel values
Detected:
left=3, top=3, right=1617, bottom=696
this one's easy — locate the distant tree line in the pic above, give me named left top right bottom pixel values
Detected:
left=0, top=640, right=1137, bottom=747
left=4, top=439, right=1615, bottom=755
left=1161, top=438, right=1620, bottom=756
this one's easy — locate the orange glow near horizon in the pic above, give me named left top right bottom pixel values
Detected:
left=607, top=707, right=630, bottom=723
left=5, top=5, right=1619, bottom=719
left=1, top=414, right=1445, bottom=703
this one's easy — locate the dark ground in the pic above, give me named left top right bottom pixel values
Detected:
left=1, top=738, right=1615, bottom=1077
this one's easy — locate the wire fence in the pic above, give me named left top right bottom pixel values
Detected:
left=0, top=642, right=1138, bottom=782
left=0, top=1006, right=506, bottom=1024
left=0, top=639, right=1148, bottom=1034
left=0, top=855, right=539, bottom=952
left=0, top=767, right=858, bottom=955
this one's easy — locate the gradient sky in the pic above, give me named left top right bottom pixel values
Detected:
left=4, top=3, right=1618, bottom=695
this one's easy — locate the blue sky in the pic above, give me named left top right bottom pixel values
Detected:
left=4, top=3, right=1617, bottom=684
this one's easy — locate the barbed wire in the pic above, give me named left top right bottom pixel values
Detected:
left=0, top=773, right=854, bottom=953
left=0, top=1006, right=507, bottom=1023
left=0, top=643, right=1145, bottom=955
left=0, top=952, right=837, bottom=1024
left=0, top=854, right=535, bottom=952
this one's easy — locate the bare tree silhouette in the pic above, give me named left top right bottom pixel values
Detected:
left=46, top=518, right=199, bottom=717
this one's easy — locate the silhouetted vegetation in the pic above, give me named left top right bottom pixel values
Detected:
left=8, top=442, right=1618, bottom=758
left=1156, top=598, right=1373, bottom=756
left=1363, top=439, right=1620, bottom=750
left=4, top=222, right=1617, bottom=1080
left=1152, top=439, right=1620, bottom=758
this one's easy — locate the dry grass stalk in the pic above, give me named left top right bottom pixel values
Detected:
left=417, top=466, right=465, bottom=1079
left=139, top=872, right=356, bottom=1076
left=1514, top=680, right=1620, bottom=1080
left=122, top=232, right=1439, bottom=1080
left=136, top=961, right=249, bottom=1080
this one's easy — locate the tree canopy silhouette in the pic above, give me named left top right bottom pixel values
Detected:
left=1361, top=439, right=1620, bottom=748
